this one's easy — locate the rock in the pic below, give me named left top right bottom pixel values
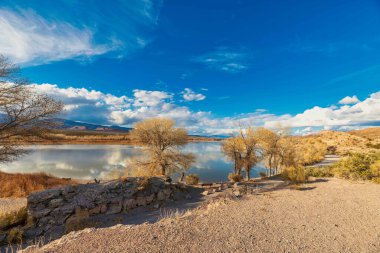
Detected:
left=89, top=206, right=101, bottom=216
left=201, top=191, right=209, bottom=196
left=136, top=197, right=147, bottom=206
left=123, top=199, right=136, bottom=210
left=308, top=176, right=317, bottom=182
left=28, top=189, right=61, bottom=204
left=157, top=190, right=166, bottom=201
left=153, top=203, right=160, bottom=209
left=0, top=233, right=7, bottom=246
left=100, top=204, right=107, bottom=214
left=185, top=193, right=192, bottom=200
left=107, top=203, right=122, bottom=215
left=49, top=198, right=64, bottom=208
left=146, top=194, right=155, bottom=204
left=31, top=208, right=52, bottom=219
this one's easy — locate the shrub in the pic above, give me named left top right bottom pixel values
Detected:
left=372, top=177, right=380, bottom=184
left=7, top=227, right=24, bottom=244
left=0, top=207, right=27, bottom=231
left=228, top=173, right=243, bottom=183
left=259, top=172, right=267, bottom=179
left=333, top=153, right=373, bottom=180
left=282, top=166, right=306, bottom=184
left=305, top=167, right=334, bottom=178
left=185, top=174, right=199, bottom=185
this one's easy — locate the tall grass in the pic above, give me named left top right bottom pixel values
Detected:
left=0, top=171, right=75, bottom=198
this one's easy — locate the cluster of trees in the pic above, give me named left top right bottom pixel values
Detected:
left=222, top=127, right=327, bottom=180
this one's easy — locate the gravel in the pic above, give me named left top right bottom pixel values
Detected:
left=24, top=178, right=380, bottom=253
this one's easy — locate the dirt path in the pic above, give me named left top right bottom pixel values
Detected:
left=24, top=178, right=380, bottom=253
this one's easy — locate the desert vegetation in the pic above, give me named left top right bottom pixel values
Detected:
left=0, top=171, right=75, bottom=198
left=306, top=153, right=380, bottom=184
left=222, top=126, right=327, bottom=182
left=127, top=118, right=196, bottom=179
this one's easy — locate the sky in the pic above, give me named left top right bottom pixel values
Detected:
left=0, top=0, right=380, bottom=135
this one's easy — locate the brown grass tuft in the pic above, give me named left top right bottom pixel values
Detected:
left=0, top=171, right=76, bottom=198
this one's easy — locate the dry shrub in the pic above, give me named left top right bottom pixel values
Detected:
left=185, top=174, right=199, bottom=185
left=305, top=167, right=334, bottom=178
left=282, top=166, right=306, bottom=184
left=259, top=172, right=267, bottom=179
left=0, top=171, right=75, bottom=198
left=0, top=207, right=27, bottom=230
left=228, top=173, right=243, bottom=183
left=7, top=227, right=24, bottom=244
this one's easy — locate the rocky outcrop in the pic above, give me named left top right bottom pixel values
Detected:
left=25, top=177, right=185, bottom=237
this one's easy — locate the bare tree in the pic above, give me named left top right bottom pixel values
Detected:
left=0, top=55, right=63, bottom=162
left=129, top=118, right=195, bottom=177
left=222, top=127, right=262, bottom=180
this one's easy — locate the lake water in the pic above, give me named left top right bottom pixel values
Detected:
left=1, top=143, right=266, bottom=183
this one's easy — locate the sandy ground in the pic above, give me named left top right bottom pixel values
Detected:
left=24, top=178, right=380, bottom=253
left=0, top=198, right=26, bottom=215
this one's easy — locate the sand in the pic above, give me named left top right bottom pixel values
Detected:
left=24, top=178, right=380, bottom=253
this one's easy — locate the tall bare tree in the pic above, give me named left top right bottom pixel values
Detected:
left=0, top=55, right=63, bottom=162
left=129, top=118, right=195, bottom=177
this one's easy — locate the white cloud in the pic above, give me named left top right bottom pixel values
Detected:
left=0, top=9, right=112, bottom=65
left=195, top=47, right=248, bottom=73
left=265, top=91, right=380, bottom=128
left=181, top=88, right=206, bottom=101
left=29, top=83, right=380, bottom=135
left=339, top=95, right=360, bottom=105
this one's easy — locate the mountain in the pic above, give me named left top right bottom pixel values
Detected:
left=53, top=119, right=132, bottom=132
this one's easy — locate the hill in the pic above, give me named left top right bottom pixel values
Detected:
left=349, top=127, right=380, bottom=140
left=303, top=128, right=380, bottom=155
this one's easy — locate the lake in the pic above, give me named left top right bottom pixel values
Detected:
left=1, top=142, right=266, bottom=183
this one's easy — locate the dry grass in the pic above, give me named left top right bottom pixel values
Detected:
left=0, top=171, right=76, bottom=198
left=0, top=207, right=27, bottom=231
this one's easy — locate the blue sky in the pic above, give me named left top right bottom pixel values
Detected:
left=1, top=0, right=380, bottom=134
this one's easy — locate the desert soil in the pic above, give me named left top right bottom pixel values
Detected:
left=25, top=178, right=380, bottom=253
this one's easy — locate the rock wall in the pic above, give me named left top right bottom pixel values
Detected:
left=26, top=177, right=184, bottom=236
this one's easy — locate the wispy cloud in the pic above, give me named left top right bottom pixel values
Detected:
left=0, top=0, right=162, bottom=65
left=195, top=47, right=249, bottom=73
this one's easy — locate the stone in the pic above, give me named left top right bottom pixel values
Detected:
left=89, top=206, right=101, bottom=216
left=185, top=193, right=192, bottom=200
left=31, top=208, right=52, bottom=219
left=136, top=196, right=147, bottom=206
left=201, top=190, right=209, bottom=196
left=123, top=199, right=136, bottom=210
left=28, top=189, right=61, bottom=204
left=146, top=194, right=155, bottom=204
left=100, top=204, right=107, bottom=214
left=157, top=190, right=166, bottom=201
left=0, top=233, right=7, bottom=245
left=49, top=198, right=64, bottom=208
left=107, top=203, right=122, bottom=215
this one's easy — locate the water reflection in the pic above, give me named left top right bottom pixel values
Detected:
left=1, top=143, right=266, bottom=183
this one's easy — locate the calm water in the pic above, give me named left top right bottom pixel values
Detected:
left=1, top=143, right=266, bottom=183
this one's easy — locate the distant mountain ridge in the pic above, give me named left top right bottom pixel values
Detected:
left=53, top=119, right=133, bottom=132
